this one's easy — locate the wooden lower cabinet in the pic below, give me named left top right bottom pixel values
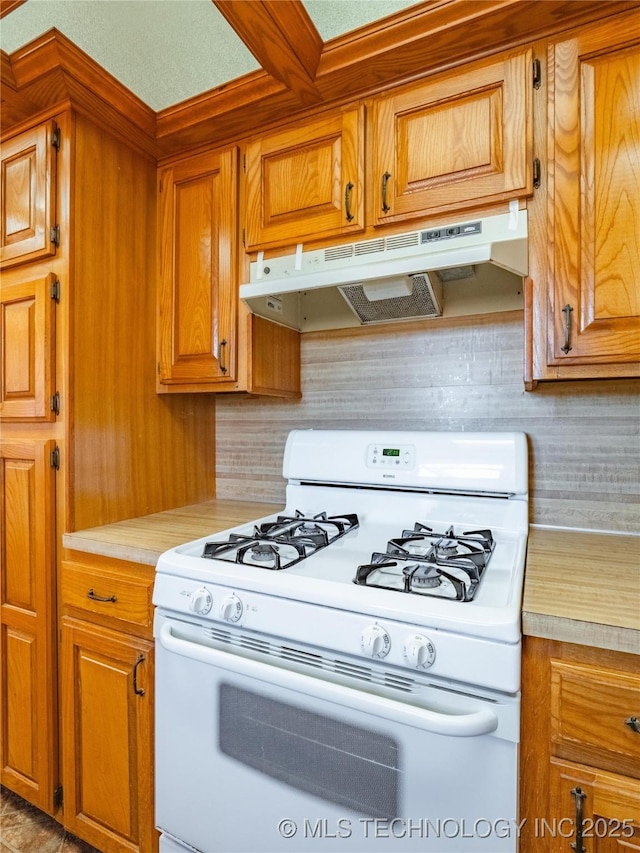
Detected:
left=60, top=556, right=158, bottom=853
left=549, top=759, right=640, bottom=853
left=0, top=439, right=57, bottom=813
left=521, top=637, right=640, bottom=853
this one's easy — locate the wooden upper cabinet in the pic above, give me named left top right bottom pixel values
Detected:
left=244, top=106, right=365, bottom=251
left=371, top=49, right=533, bottom=225
left=0, top=273, right=57, bottom=421
left=546, top=19, right=640, bottom=369
left=158, top=147, right=238, bottom=386
left=0, top=122, right=58, bottom=269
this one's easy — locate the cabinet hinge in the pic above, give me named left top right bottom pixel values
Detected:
left=49, top=392, right=61, bottom=416
left=51, top=123, right=61, bottom=151
left=532, top=58, right=542, bottom=90
left=533, top=158, right=541, bottom=189
left=50, top=446, right=61, bottom=470
left=50, top=225, right=60, bottom=247
left=243, top=153, right=246, bottom=172
left=242, top=228, right=245, bottom=248
left=53, top=785, right=63, bottom=810
left=50, top=278, right=61, bottom=302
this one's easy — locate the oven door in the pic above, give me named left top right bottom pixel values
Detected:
left=155, top=612, right=521, bottom=853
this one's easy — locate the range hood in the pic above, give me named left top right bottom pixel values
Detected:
left=240, top=209, right=528, bottom=332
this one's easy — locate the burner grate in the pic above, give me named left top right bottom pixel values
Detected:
left=202, top=510, right=359, bottom=569
left=354, top=523, right=495, bottom=601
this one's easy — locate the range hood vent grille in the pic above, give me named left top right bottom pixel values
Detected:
left=339, top=273, right=442, bottom=324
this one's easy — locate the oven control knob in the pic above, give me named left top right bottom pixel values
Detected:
left=404, top=634, right=436, bottom=669
left=189, top=587, right=213, bottom=615
left=361, top=624, right=391, bottom=659
left=219, top=593, right=243, bottom=623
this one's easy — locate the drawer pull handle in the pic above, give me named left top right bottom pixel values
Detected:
left=87, top=588, right=117, bottom=603
left=625, top=716, right=640, bottom=733
left=133, top=654, right=146, bottom=696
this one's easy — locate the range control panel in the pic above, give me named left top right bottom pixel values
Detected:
left=366, top=443, right=415, bottom=469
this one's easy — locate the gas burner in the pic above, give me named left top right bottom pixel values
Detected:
left=404, top=563, right=441, bottom=588
left=250, top=543, right=279, bottom=562
left=202, top=510, right=359, bottom=570
left=354, top=521, right=495, bottom=601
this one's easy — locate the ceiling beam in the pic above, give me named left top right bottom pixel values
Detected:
left=0, top=0, right=26, bottom=18
left=213, top=0, right=323, bottom=106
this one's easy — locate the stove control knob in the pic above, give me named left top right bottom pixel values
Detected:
left=219, top=593, right=243, bottom=623
left=404, top=634, right=436, bottom=669
left=361, top=624, right=391, bottom=659
left=189, top=587, right=212, bottom=616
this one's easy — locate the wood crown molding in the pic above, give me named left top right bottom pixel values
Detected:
left=0, top=0, right=25, bottom=19
left=2, top=1, right=640, bottom=160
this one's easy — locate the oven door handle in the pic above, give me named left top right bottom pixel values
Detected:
left=158, top=621, right=499, bottom=737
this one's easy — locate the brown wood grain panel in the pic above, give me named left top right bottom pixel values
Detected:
left=551, top=659, right=640, bottom=778
left=0, top=273, right=56, bottom=421
left=61, top=561, right=153, bottom=632
left=245, top=105, right=364, bottom=250
left=246, top=314, right=301, bottom=398
left=0, top=122, right=57, bottom=267
left=61, top=617, right=156, bottom=851
left=0, top=438, right=57, bottom=813
left=157, top=145, right=238, bottom=386
left=70, top=115, right=217, bottom=529
left=372, top=49, right=531, bottom=224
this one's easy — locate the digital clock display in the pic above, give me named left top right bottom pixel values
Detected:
left=382, top=448, right=400, bottom=457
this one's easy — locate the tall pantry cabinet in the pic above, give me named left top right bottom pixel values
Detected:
left=0, top=109, right=217, bottom=820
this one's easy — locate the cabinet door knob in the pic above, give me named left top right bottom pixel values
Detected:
left=625, top=715, right=640, bottom=733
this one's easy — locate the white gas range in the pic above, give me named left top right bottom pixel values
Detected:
left=154, top=430, right=529, bottom=853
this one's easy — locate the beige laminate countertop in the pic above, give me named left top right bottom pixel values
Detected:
left=62, top=499, right=283, bottom=566
left=523, top=527, right=640, bottom=655
left=64, top=503, right=639, bottom=655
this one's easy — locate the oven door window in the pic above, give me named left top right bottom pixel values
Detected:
left=219, top=683, right=399, bottom=820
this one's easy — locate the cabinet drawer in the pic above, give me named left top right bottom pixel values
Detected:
left=551, top=660, right=640, bottom=778
left=60, top=560, right=153, bottom=632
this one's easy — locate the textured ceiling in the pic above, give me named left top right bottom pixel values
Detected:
left=0, top=0, right=418, bottom=111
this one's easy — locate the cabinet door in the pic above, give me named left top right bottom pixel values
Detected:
left=245, top=106, right=365, bottom=250
left=549, top=759, right=640, bottom=853
left=0, top=122, right=58, bottom=268
left=0, top=439, right=57, bottom=814
left=0, top=273, right=57, bottom=421
left=158, top=147, right=238, bottom=386
left=546, top=18, right=640, bottom=368
left=61, top=617, right=157, bottom=853
left=371, top=49, right=532, bottom=225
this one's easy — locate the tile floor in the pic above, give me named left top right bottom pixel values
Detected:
left=0, top=786, right=101, bottom=853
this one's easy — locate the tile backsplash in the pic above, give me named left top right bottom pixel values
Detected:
left=216, top=311, right=640, bottom=533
